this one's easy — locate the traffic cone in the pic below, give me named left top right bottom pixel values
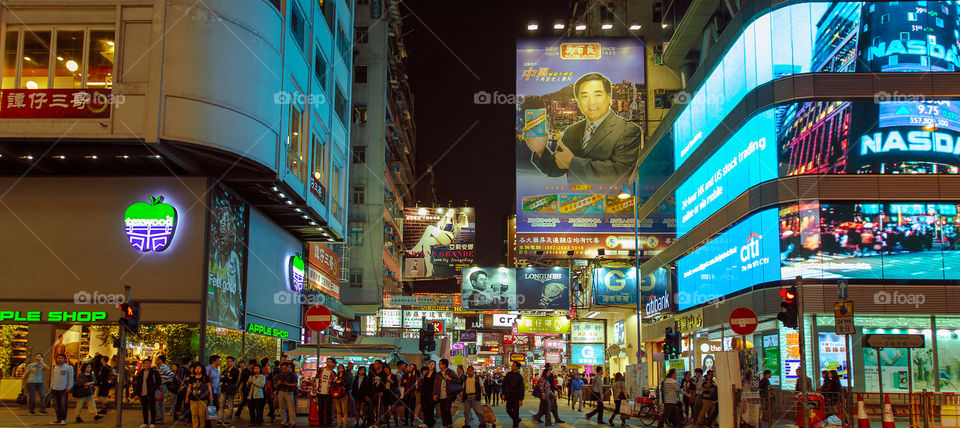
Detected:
left=856, top=394, right=870, bottom=428
left=882, top=394, right=896, bottom=428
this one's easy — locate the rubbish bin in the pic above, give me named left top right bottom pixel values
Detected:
left=796, top=393, right=826, bottom=427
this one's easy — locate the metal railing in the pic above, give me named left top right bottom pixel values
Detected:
left=752, top=390, right=960, bottom=428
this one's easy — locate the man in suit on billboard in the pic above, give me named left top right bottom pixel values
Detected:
left=526, top=72, right=642, bottom=186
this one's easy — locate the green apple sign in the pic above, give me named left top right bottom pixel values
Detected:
left=124, top=196, right=178, bottom=252
left=290, top=254, right=305, bottom=291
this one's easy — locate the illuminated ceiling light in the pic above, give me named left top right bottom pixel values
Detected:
left=88, top=155, right=98, bottom=159
left=661, top=23, right=668, bottom=29
left=316, top=227, right=323, bottom=232
left=278, top=193, right=286, bottom=199
left=23, top=56, right=30, bottom=61
left=629, top=24, right=642, bottom=30
left=25, top=80, right=38, bottom=89
left=292, top=131, right=298, bottom=136
left=527, top=23, right=539, bottom=31
left=309, top=221, right=317, bottom=226
left=617, top=191, right=632, bottom=199
left=575, top=24, right=587, bottom=31
left=553, top=23, right=565, bottom=30
left=301, top=215, right=309, bottom=220
left=284, top=200, right=294, bottom=205
left=294, top=207, right=302, bottom=212
left=417, top=207, right=427, bottom=215
left=65, top=60, right=79, bottom=72
left=154, top=155, right=161, bottom=159
left=22, top=155, right=34, bottom=160
left=56, top=56, right=63, bottom=61
left=54, top=155, right=66, bottom=159
left=121, top=155, right=129, bottom=159
left=326, top=238, right=334, bottom=242
left=601, top=23, right=613, bottom=30
left=106, top=40, right=114, bottom=46
left=271, top=186, right=279, bottom=192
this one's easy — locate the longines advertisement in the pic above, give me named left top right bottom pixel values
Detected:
left=461, top=267, right=570, bottom=310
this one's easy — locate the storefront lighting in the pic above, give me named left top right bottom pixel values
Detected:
left=284, top=200, right=293, bottom=205
left=601, top=23, right=613, bottom=30
left=23, top=56, right=31, bottom=61
left=661, top=23, right=668, bottom=29
left=294, top=207, right=302, bottom=212
left=575, top=24, right=587, bottom=31
left=326, top=238, right=334, bottom=242
left=54, top=155, right=65, bottom=159
left=271, top=186, right=279, bottom=192
left=309, top=221, right=317, bottom=226
left=629, top=24, right=642, bottom=30
left=316, top=227, right=323, bottom=232
left=89, top=155, right=98, bottom=159
left=527, top=23, right=539, bottom=31
left=154, top=155, right=161, bottom=159
left=417, top=207, right=427, bottom=215
left=301, top=214, right=309, bottom=220
left=56, top=56, right=64, bottom=61
left=553, top=23, right=565, bottom=30
left=891, top=328, right=901, bottom=334
left=121, top=155, right=129, bottom=159
left=22, top=155, right=33, bottom=160
left=278, top=193, right=286, bottom=199
left=106, top=41, right=114, bottom=46
left=25, top=80, right=38, bottom=89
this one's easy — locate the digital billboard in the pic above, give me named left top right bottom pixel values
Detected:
left=516, top=267, right=571, bottom=310
left=515, top=38, right=653, bottom=257
left=676, top=209, right=780, bottom=310
left=461, top=267, right=518, bottom=310
left=461, top=267, right=571, bottom=310
left=206, top=184, right=248, bottom=330
left=402, top=207, right=475, bottom=278
left=672, top=1, right=960, bottom=169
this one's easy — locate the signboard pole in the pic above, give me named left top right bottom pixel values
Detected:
left=876, top=348, right=883, bottom=399
left=797, top=276, right=809, bottom=428
left=633, top=180, right=643, bottom=365
left=116, top=285, right=130, bottom=428
left=845, top=332, right=854, bottom=425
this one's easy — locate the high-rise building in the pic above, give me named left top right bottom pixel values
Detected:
left=0, top=0, right=355, bottom=363
left=344, top=0, right=415, bottom=312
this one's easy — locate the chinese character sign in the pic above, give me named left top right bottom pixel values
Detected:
left=1, top=89, right=112, bottom=118
left=592, top=267, right=638, bottom=305
left=572, top=344, right=605, bottom=365
left=402, top=207, right=475, bottom=278
left=571, top=321, right=605, bottom=343
left=516, top=316, right=570, bottom=334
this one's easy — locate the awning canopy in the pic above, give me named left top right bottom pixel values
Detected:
left=285, top=343, right=397, bottom=359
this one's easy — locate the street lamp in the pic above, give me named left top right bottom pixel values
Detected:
left=620, top=181, right=643, bottom=365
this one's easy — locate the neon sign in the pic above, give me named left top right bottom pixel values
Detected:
left=124, top=196, right=178, bottom=252
left=289, top=254, right=305, bottom=292
left=247, top=323, right=290, bottom=339
left=860, top=130, right=960, bottom=155
left=0, top=311, right=107, bottom=322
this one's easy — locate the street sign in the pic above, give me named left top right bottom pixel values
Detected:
left=862, top=334, right=925, bottom=349
left=304, top=305, right=333, bottom=332
left=837, top=280, right=848, bottom=300
left=729, top=307, right=758, bottom=335
left=427, top=320, right=444, bottom=333
left=834, top=301, right=855, bottom=335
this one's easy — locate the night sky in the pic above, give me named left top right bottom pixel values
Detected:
left=403, top=0, right=569, bottom=266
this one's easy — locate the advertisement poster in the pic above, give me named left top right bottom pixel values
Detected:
left=515, top=267, right=570, bottom=310
left=516, top=316, right=570, bottom=335
left=592, top=267, right=637, bottom=305
left=379, top=309, right=402, bottom=328
left=862, top=329, right=935, bottom=392
left=205, top=184, right=248, bottom=330
left=516, top=38, right=654, bottom=258
left=641, top=267, right=671, bottom=316
left=761, top=335, right=781, bottom=386
left=461, top=267, right=517, bottom=310
left=402, top=207, right=475, bottom=278
left=818, top=332, right=852, bottom=387
left=571, top=321, right=604, bottom=343
left=572, top=344, right=605, bottom=365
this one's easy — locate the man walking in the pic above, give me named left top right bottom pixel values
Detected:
left=155, top=355, right=175, bottom=424
left=275, top=363, right=299, bottom=428
left=657, top=369, right=681, bottom=428
left=461, top=366, right=486, bottom=428
left=584, top=367, right=605, bottom=423
left=21, top=353, right=48, bottom=415
left=49, top=354, right=74, bottom=425
left=433, top=359, right=461, bottom=428
left=569, top=374, right=583, bottom=411
left=501, top=361, right=524, bottom=428
left=206, top=355, right=221, bottom=428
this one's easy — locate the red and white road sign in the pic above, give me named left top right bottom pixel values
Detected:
left=304, top=305, right=333, bottom=332
left=729, top=307, right=758, bottom=335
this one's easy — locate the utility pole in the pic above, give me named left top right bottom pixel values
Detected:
left=116, top=285, right=130, bottom=427
left=796, top=276, right=809, bottom=428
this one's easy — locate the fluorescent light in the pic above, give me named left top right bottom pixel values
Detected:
left=601, top=23, right=613, bottom=30
left=527, top=23, right=539, bottom=31
left=417, top=208, right=427, bottom=215
left=575, top=24, right=587, bottom=31
left=284, top=200, right=293, bottom=205
left=661, top=23, right=668, bottom=29
left=553, top=23, right=565, bottom=30
left=629, top=24, right=642, bottom=30
left=618, top=191, right=632, bottom=199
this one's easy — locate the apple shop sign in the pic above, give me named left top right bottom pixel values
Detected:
left=0, top=311, right=107, bottom=322
left=247, top=322, right=290, bottom=339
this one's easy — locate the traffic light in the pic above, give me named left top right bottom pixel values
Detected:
left=119, top=301, right=141, bottom=334
left=663, top=327, right=680, bottom=359
left=419, top=327, right=436, bottom=353
left=778, top=286, right=798, bottom=329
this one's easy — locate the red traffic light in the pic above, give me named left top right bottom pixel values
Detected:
left=780, top=288, right=796, bottom=301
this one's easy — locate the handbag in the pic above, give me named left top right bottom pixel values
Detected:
left=71, top=384, right=92, bottom=398
left=206, top=405, right=218, bottom=420
left=331, top=382, right=345, bottom=398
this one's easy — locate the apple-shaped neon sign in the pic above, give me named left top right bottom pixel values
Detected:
left=290, top=254, right=305, bottom=292
left=124, top=196, right=178, bottom=252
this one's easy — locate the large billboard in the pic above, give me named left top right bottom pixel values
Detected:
left=402, top=207, right=475, bottom=278
left=205, top=184, right=249, bottom=330
left=461, top=267, right=571, bottom=310
left=516, top=38, right=651, bottom=258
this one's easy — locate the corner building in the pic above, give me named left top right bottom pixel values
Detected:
left=0, top=0, right=355, bottom=381
left=635, top=0, right=960, bottom=393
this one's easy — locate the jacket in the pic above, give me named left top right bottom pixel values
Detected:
left=247, top=374, right=266, bottom=399
left=419, top=371, right=437, bottom=401
left=432, top=368, right=461, bottom=398
left=352, top=374, right=368, bottom=399
left=132, top=368, right=162, bottom=397
left=460, top=374, right=483, bottom=398
left=530, top=111, right=642, bottom=186
left=502, top=371, right=524, bottom=401
left=611, top=380, right=625, bottom=401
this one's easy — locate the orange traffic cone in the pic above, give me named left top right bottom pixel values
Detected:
left=857, top=394, right=870, bottom=428
left=882, top=394, right=896, bottom=428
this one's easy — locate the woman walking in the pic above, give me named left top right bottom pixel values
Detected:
left=73, top=363, right=102, bottom=422
left=181, top=362, right=212, bottom=428
left=609, top=373, right=627, bottom=426
left=333, top=364, right=350, bottom=428
left=419, top=362, right=437, bottom=428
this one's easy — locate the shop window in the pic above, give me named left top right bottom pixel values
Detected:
left=3, top=31, right=18, bottom=89
left=314, top=46, right=328, bottom=90
left=351, top=146, right=366, bottom=164
left=349, top=221, right=363, bottom=245
left=350, top=269, right=363, bottom=287
left=86, top=30, right=114, bottom=88
left=204, top=325, right=243, bottom=361
left=290, top=4, right=307, bottom=53
left=287, top=102, right=306, bottom=182
left=334, top=83, right=347, bottom=125
left=20, top=31, right=51, bottom=89
left=3, top=28, right=115, bottom=90
left=312, top=134, right=328, bottom=203
left=354, top=65, right=367, bottom=84
left=54, top=31, right=83, bottom=88
left=352, top=186, right=364, bottom=204
left=355, top=26, right=368, bottom=44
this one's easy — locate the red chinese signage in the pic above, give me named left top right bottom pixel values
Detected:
left=1, top=89, right=112, bottom=118
left=515, top=232, right=674, bottom=259
left=309, top=242, right=341, bottom=280
left=307, top=265, right=340, bottom=299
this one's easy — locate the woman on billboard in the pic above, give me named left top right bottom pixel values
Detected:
left=407, top=209, right=469, bottom=277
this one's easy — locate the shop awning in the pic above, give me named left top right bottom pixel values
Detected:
left=356, top=335, right=424, bottom=356
left=285, top=343, right=396, bottom=359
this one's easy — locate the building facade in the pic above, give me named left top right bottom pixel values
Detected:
left=0, top=0, right=355, bottom=378
left=633, top=0, right=960, bottom=393
left=344, top=0, right=415, bottom=312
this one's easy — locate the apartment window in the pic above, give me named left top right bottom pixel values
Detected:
left=319, top=0, right=336, bottom=34
left=352, top=105, right=367, bottom=124
left=287, top=103, right=306, bottom=181
left=314, top=46, right=328, bottom=90
left=336, top=24, right=350, bottom=61
left=357, top=0, right=369, bottom=4
left=312, top=134, right=328, bottom=202
left=267, top=0, right=281, bottom=11
left=334, top=84, right=348, bottom=125
left=349, top=221, right=364, bottom=245
left=5, top=28, right=117, bottom=90
left=352, top=146, right=366, bottom=163
left=354, top=65, right=367, bottom=83
left=349, top=269, right=363, bottom=287
left=355, top=26, right=368, bottom=44
left=352, top=186, right=365, bottom=204
left=290, top=4, right=306, bottom=52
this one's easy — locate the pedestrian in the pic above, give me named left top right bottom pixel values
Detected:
left=402, top=364, right=419, bottom=426
left=95, top=356, right=114, bottom=416
left=532, top=366, right=555, bottom=426
left=132, top=358, right=161, bottom=428
left=696, top=370, right=718, bottom=427
left=570, top=373, right=583, bottom=411
left=555, top=374, right=563, bottom=400
left=205, top=355, right=221, bottom=428
left=260, top=360, right=276, bottom=423
left=370, top=361, right=388, bottom=427
left=680, top=371, right=696, bottom=420
left=433, top=359, right=461, bottom=428
left=691, top=368, right=703, bottom=421
left=73, top=362, right=102, bottom=423
left=492, top=372, right=502, bottom=407
left=21, top=352, right=48, bottom=415
left=460, top=366, right=486, bottom=428
left=352, top=366, right=370, bottom=428
left=419, top=361, right=437, bottom=428
left=609, top=373, right=627, bottom=426
left=173, top=358, right=190, bottom=420
left=344, top=362, right=355, bottom=420
left=334, top=364, right=349, bottom=428
left=501, top=361, right=524, bottom=428
left=218, top=356, right=239, bottom=425
left=384, top=365, right=402, bottom=427
left=275, top=362, right=299, bottom=428
left=155, top=355, right=175, bottom=424
left=584, top=366, right=605, bottom=424
left=483, top=373, right=493, bottom=405
left=246, top=363, right=267, bottom=427
left=546, top=370, right=564, bottom=424
left=236, top=359, right=255, bottom=421
left=49, top=353, right=73, bottom=425
left=657, top=369, right=681, bottom=428
left=315, top=357, right=336, bottom=428
left=181, top=362, right=212, bottom=428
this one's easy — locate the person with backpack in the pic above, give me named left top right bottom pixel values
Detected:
left=73, top=362, right=102, bottom=423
